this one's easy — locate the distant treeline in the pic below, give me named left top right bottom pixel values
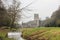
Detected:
left=41, top=6, right=60, bottom=27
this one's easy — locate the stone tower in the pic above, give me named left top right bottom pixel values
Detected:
left=34, top=14, right=40, bottom=27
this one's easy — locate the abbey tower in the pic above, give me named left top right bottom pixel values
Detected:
left=34, top=14, right=40, bottom=27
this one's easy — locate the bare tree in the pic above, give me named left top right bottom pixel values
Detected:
left=3, top=0, right=36, bottom=28
left=7, top=0, right=21, bottom=27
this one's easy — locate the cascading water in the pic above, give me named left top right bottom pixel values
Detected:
left=8, top=32, right=24, bottom=40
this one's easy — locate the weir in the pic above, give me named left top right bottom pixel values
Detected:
left=8, top=32, right=24, bottom=40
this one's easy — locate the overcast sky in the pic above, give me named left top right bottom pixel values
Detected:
left=20, top=0, right=60, bottom=23
left=4, top=0, right=60, bottom=23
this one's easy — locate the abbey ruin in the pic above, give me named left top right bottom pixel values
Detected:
left=21, top=14, right=41, bottom=28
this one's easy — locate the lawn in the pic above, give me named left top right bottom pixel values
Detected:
left=21, top=27, right=60, bottom=40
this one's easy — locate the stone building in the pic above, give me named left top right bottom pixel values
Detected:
left=21, top=14, right=40, bottom=28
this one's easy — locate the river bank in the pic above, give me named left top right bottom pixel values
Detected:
left=21, top=27, right=60, bottom=40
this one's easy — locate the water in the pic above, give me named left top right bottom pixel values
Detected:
left=8, top=32, right=24, bottom=40
left=17, top=37, right=24, bottom=40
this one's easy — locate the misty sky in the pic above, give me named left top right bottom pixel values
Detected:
left=20, top=0, right=60, bottom=22
left=4, top=0, right=60, bottom=23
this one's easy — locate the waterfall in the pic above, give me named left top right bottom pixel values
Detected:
left=8, top=32, right=24, bottom=40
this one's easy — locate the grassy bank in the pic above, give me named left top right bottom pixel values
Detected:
left=21, top=27, right=60, bottom=40
left=1, top=27, right=60, bottom=40
left=0, top=27, right=16, bottom=40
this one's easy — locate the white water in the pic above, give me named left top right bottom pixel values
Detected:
left=8, top=32, right=24, bottom=40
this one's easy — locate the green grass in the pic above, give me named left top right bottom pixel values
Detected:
left=21, top=27, right=60, bottom=40
left=0, top=27, right=16, bottom=40
left=1, top=27, right=60, bottom=40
